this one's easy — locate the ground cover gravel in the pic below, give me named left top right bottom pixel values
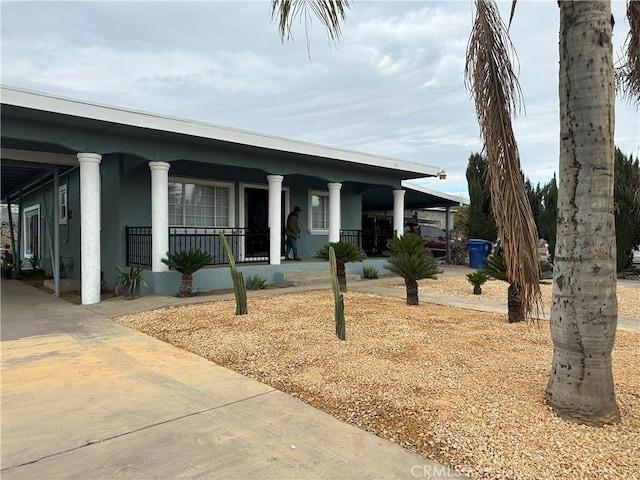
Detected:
left=115, top=281, right=640, bottom=480
left=389, top=275, right=640, bottom=318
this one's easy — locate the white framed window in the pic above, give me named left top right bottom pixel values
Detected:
left=59, top=185, right=68, bottom=225
left=168, top=177, right=234, bottom=228
left=308, top=190, right=329, bottom=234
left=24, top=205, right=40, bottom=259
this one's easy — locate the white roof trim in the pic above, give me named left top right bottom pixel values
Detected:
left=402, top=180, right=467, bottom=206
left=1, top=85, right=439, bottom=178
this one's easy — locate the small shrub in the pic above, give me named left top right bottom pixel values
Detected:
left=466, top=271, right=489, bottom=295
left=245, top=274, right=267, bottom=290
left=29, top=253, right=40, bottom=271
left=362, top=264, right=380, bottom=279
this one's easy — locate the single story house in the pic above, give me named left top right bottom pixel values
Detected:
left=1, top=86, right=464, bottom=305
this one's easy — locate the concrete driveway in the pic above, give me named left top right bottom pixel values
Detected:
left=1, top=280, right=462, bottom=479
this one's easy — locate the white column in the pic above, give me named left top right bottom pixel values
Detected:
left=149, top=162, right=170, bottom=272
left=328, top=182, right=342, bottom=243
left=267, top=175, right=283, bottom=265
left=393, top=189, right=405, bottom=238
left=78, top=153, right=102, bottom=305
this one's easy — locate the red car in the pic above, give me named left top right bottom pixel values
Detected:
left=405, top=224, right=448, bottom=257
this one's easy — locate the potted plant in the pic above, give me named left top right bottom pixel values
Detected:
left=114, top=265, right=147, bottom=299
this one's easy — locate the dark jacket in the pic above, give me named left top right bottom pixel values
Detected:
left=285, top=212, right=300, bottom=239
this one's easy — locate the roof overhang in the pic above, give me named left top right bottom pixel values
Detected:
left=1, top=85, right=440, bottom=177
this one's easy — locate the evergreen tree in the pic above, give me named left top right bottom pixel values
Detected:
left=614, top=149, right=640, bottom=272
left=466, top=152, right=497, bottom=241
left=539, top=174, right=558, bottom=263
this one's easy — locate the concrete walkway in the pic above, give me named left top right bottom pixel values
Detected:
left=1, top=279, right=463, bottom=480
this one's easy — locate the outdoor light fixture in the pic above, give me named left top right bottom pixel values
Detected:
left=437, top=169, right=447, bottom=180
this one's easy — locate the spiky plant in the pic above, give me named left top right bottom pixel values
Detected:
left=384, top=235, right=441, bottom=306
left=466, top=271, right=489, bottom=295
left=329, top=246, right=346, bottom=340
left=219, top=232, right=247, bottom=315
left=362, top=264, right=380, bottom=280
left=161, top=249, right=212, bottom=297
left=245, top=274, right=267, bottom=290
left=315, top=241, right=364, bottom=293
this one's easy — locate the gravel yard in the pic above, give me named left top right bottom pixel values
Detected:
left=116, top=276, right=639, bottom=480
left=388, top=275, right=640, bottom=318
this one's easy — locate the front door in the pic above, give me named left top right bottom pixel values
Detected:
left=244, top=187, right=288, bottom=258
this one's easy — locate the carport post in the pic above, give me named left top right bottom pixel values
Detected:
left=445, top=206, right=451, bottom=264
left=7, top=197, right=18, bottom=279
left=52, top=169, right=60, bottom=296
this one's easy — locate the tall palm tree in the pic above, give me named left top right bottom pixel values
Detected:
left=545, top=1, right=624, bottom=426
left=270, top=0, right=640, bottom=426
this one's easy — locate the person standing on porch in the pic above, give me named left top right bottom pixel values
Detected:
left=285, top=206, right=302, bottom=261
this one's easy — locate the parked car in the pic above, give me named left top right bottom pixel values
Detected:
left=405, top=223, right=447, bottom=257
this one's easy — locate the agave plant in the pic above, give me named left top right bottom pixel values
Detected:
left=384, top=234, right=441, bottom=306
left=315, top=241, right=364, bottom=292
left=161, top=249, right=212, bottom=297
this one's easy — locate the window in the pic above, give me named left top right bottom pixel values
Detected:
left=24, top=205, right=40, bottom=258
left=169, top=178, right=233, bottom=227
left=309, top=190, right=329, bottom=233
left=59, top=185, right=68, bottom=225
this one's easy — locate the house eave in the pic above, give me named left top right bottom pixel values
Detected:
left=1, top=85, right=439, bottom=179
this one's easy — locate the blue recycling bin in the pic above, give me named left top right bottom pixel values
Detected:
left=467, top=239, right=493, bottom=268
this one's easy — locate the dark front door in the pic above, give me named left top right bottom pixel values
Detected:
left=244, top=188, right=269, bottom=258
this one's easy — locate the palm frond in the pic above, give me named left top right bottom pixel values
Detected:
left=617, top=0, right=640, bottom=105
left=271, top=0, right=350, bottom=51
left=465, top=0, right=542, bottom=319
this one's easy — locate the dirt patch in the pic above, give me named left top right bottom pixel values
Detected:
left=115, top=290, right=640, bottom=480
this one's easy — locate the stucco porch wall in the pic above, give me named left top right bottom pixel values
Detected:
left=145, top=258, right=391, bottom=296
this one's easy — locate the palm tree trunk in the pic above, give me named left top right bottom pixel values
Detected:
left=507, top=283, right=524, bottom=323
left=178, top=273, right=193, bottom=298
left=546, top=1, right=619, bottom=426
left=405, top=278, right=419, bottom=306
left=336, top=261, right=347, bottom=293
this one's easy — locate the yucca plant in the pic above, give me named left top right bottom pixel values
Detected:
left=245, top=274, right=267, bottom=290
left=161, top=249, right=212, bottom=297
left=466, top=271, right=489, bottom=295
left=362, top=264, right=380, bottom=280
left=384, top=234, right=441, bottom=306
left=315, top=241, right=364, bottom=292
left=114, top=265, right=148, bottom=299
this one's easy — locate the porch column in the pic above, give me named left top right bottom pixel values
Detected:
left=328, top=182, right=342, bottom=243
left=78, top=153, right=102, bottom=305
left=445, top=206, right=451, bottom=264
left=267, top=175, right=283, bottom=265
left=149, top=161, right=170, bottom=272
left=392, top=189, right=405, bottom=238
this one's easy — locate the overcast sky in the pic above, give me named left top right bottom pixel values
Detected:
left=2, top=1, right=638, bottom=199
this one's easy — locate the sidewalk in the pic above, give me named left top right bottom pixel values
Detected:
left=1, top=279, right=464, bottom=480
